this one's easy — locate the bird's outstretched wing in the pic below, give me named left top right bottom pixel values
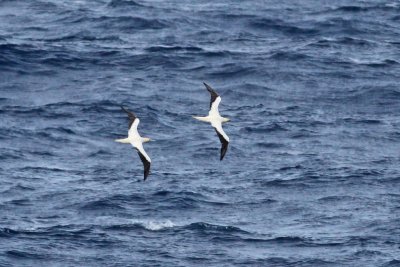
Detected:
left=213, top=124, right=229, bottom=161
left=137, top=149, right=151, bottom=181
left=121, top=106, right=137, bottom=129
left=203, top=82, right=219, bottom=109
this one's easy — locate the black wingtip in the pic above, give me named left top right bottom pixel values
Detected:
left=203, top=82, right=212, bottom=91
left=220, top=150, right=227, bottom=161
left=121, top=106, right=129, bottom=113
left=203, top=82, right=219, bottom=95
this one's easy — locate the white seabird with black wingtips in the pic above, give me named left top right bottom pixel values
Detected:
left=115, top=107, right=151, bottom=180
left=193, top=82, right=230, bottom=160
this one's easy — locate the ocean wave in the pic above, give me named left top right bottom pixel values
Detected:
left=353, top=249, right=386, bottom=257
left=196, top=50, right=239, bottom=58
left=20, top=166, right=67, bottom=173
left=30, top=0, right=59, bottom=11
left=256, top=142, right=284, bottom=149
left=152, top=190, right=204, bottom=198
left=87, top=149, right=113, bottom=157
left=392, top=15, right=400, bottom=21
left=236, top=257, right=335, bottom=266
left=348, top=58, right=398, bottom=67
left=103, top=219, right=175, bottom=231
left=213, top=235, right=311, bottom=245
left=206, top=64, right=256, bottom=78
left=238, top=198, right=277, bottom=205
left=184, top=222, right=249, bottom=234
left=145, top=45, right=203, bottom=53
left=44, top=127, right=76, bottom=135
left=76, top=15, right=168, bottom=31
left=271, top=236, right=310, bottom=244
left=339, top=118, right=382, bottom=125
left=317, top=195, right=366, bottom=202
left=383, top=259, right=400, bottom=267
left=4, top=198, right=32, bottom=206
left=0, top=44, right=48, bottom=72
left=0, top=228, right=19, bottom=237
left=152, top=190, right=230, bottom=207
left=0, top=149, right=24, bottom=160
left=107, top=0, right=144, bottom=8
left=80, top=100, right=121, bottom=113
left=314, top=18, right=367, bottom=35
left=313, top=3, right=400, bottom=16
left=270, top=51, right=311, bottom=61
left=256, top=177, right=313, bottom=188
left=78, top=193, right=146, bottom=211
left=6, top=250, right=46, bottom=260
left=43, top=32, right=123, bottom=42
left=242, top=123, right=288, bottom=133
left=345, top=86, right=400, bottom=103
left=79, top=199, right=126, bottom=211
left=331, top=4, right=400, bottom=13
left=1, top=224, right=95, bottom=239
left=1, top=184, right=35, bottom=194
left=308, top=37, right=376, bottom=48
left=279, top=165, right=302, bottom=171
left=248, top=18, right=318, bottom=35
left=333, top=5, right=369, bottom=12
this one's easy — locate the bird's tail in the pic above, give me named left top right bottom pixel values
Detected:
left=115, top=138, right=130, bottom=144
left=193, top=116, right=210, bottom=122
left=222, top=117, right=230, bottom=123
left=142, top=137, right=151, bottom=143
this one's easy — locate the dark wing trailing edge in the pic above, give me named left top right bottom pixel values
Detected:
left=214, top=128, right=229, bottom=161
left=203, top=82, right=219, bottom=108
left=137, top=150, right=151, bottom=181
left=121, top=106, right=137, bottom=128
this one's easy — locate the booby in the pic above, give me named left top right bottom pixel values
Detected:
left=115, top=107, right=151, bottom=180
left=193, top=83, right=230, bottom=160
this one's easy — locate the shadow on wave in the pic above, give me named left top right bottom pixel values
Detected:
left=6, top=250, right=47, bottom=260
left=79, top=194, right=146, bottom=211
left=43, top=32, right=123, bottom=43
left=107, top=0, right=145, bottom=8
left=320, top=3, right=400, bottom=14
left=153, top=190, right=231, bottom=208
left=183, top=222, right=249, bottom=234
left=248, top=18, right=318, bottom=35
left=75, top=16, right=168, bottom=31
left=145, top=45, right=203, bottom=53
left=307, top=37, right=376, bottom=48
left=211, top=235, right=312, bottom=245
left=0, top=224, right=94, bottom=238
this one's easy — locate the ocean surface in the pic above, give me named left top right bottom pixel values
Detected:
left=1, top=0, right=400, bottom=266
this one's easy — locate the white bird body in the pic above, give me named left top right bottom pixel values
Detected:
left=194, top=97, right=230, bottom=142
left=116, top=108, right=151, bottom=180
left=193, top=83, right=230, bottom=160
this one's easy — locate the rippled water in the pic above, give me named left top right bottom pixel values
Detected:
left=1, top=0, right=400, bottom=266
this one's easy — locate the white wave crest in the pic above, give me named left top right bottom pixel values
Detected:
left=142, top=220, right=175, bottom=231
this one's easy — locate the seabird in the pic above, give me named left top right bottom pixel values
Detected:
left=193, top=83, right=230, bottom=160
left=115, top=107, right=151, bottom=180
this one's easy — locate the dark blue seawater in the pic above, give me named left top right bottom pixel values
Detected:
left=1, top=0, right=400, bottom=266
